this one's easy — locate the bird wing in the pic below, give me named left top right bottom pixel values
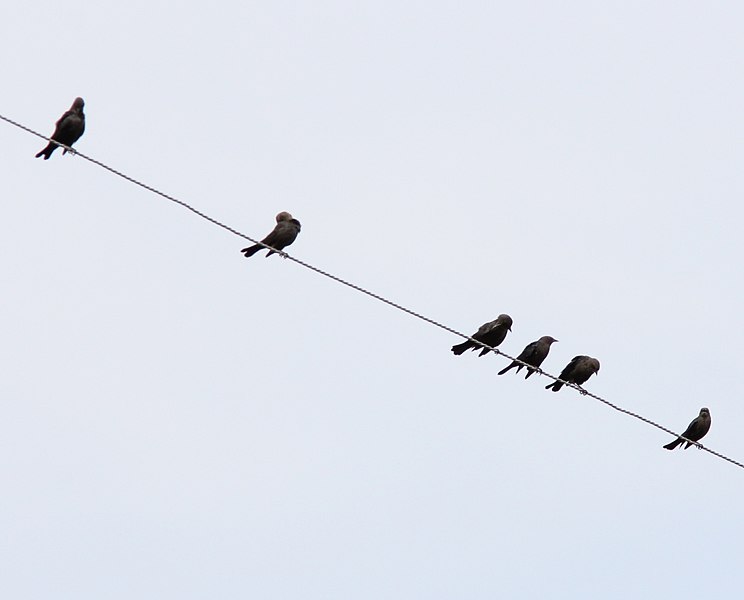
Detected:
left=260, top=224, right=284, bottom=247
left=55, top=109, right=75, bottom=129
left=685, top=416, right=710, bottom=441
left=53, top=110, right=84, bottom=143
left=473, top=321, right=496, bottom=339
left=518, top=341, right=538, bottom=362
left=559, top=356, right=582, bottom=378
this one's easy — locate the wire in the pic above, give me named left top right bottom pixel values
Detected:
left=3, top=112, right=742, bottom=471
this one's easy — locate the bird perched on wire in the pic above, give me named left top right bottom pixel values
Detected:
left=545, top=355, right=600, bottom=393
left=35, top=97, right=86, bottom=160
left=241, top=211, right=301, bottom=258
left=663, top=408, right=711, bottom=450
left=451, top=314, right=513, bottom=356
left=498, top=336, right=558, bottom=378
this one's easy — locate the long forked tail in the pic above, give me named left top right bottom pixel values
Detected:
left=240, top=244, right=262, bottom=258
left=498, top=362, right=516, bottom=376
left=451, top=340, right=473, bottom=355
left=545, top=381, right=563, bottom=392
left=35, top=143, right=56, bottom=160
left=663, top=438, right=683, bottom=450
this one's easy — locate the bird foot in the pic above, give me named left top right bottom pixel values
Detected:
left=278, top=251, right=289, bottom=259
left=578, top=387, right=588, bottom=395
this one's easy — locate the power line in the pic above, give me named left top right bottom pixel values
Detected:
left=3, top=112, right=742, bottom=471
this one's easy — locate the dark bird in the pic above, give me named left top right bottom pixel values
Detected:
left=451, top=314, right=513, bottom=356
left=241, top=211, right=301, bottom=258
left=545, top=355, right=600, bottom=392
left=663, top=408, right=711, bottom=450
left=35, top=97, right=86, bottom=160
left=498, top=336, right=558, bottom=378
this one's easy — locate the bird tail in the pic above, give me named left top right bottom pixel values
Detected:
left=451, top=341, right=473, bottom=355
left=35, top=143, right=55, bottom=160
left=498, top=362, right=516, bottom=376
left=524, top=368, right=536, bottom=379
left=545, top=381, right=563, bottom=392
left=240, top=244, right=262, bottom=258
left=663, top=438, right=683, bottom=450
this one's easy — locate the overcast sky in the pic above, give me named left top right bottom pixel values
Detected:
left=2, top=1, right=743, bottom=598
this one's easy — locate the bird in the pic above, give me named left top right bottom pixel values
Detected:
left=241, top=212, right=301, bottom=258
left=498, top=336, right=558, bottom=378
left=35, top=97, right=86, bottom=160
left=545, top=355, right=600, bottom=392
left=663, top=408, right=711, bottom=450
left=451, top=314, right=513, bottom=356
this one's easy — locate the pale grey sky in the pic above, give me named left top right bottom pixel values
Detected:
left=2, top=2, right=743, bottom=598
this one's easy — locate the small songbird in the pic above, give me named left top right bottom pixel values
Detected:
left=498, top=336, right=558, bottom=378
left=451, top=314, right=513, bottom=357
left=663, top=408, right=711, bottom=450
left=545, top=355, right=600, bottom=393
left=241, top=211, right=301, bottom=258
left=35, top=97, right=86, bottom=160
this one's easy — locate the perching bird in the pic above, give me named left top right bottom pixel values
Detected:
left=498, top=336, right=558, bottom=378
left=35, top=97, right=86, bottom=160
left=663, top=408, right=711, bottom=450
left=451, top=314, right=513, bottom=356
left=545, top=355, right=600, bottom=392
left=241, top=211, right=301, bottom=258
